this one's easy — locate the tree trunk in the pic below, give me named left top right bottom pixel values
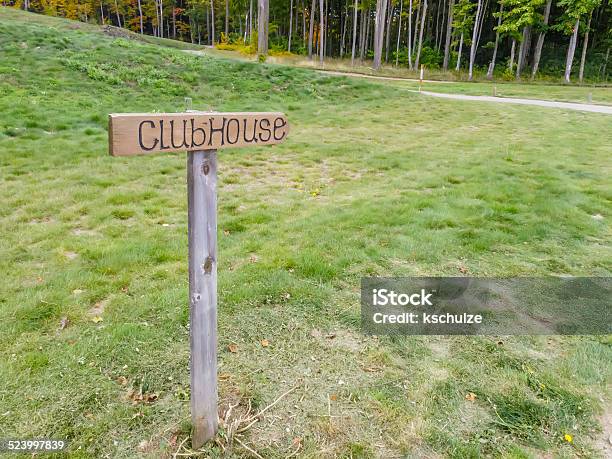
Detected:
left=319, top=0, right=324, bottom=64
left=602, top=47, right=610, bottom=78
left=486, top=3, right=502, bottom=79
left=210, top=0, right=215, bottom=44
left=509, top=38, right=515, bottom=70
left=467, top=0, right=483, bottom=80
left=224, top=0, right=229, bottom=37
left=308, top=0, right=315, bottom=58
left=159, top=0, right=163, bottom=37
left=289, top=0, right=294, bottom=51
left=407, top=0, right=413, bottom=69
left=564, top=18, right=580, bottom=83
left=258, top=0, right=269, bottom=57
left=455, top=32, right=463, bottom=71
left=114, top=0, right=121, bottom=27
left=384, top=0, right=393, bottom=62
left=442, top=0, right=453, bottom=71
left=414, top=0, right=427, bottom=69
left=249, top=0, right=253, bottom=40
left=351, top=0, right=359, bottom=65
left=100, top=1, right=105, bottom=25
left=173, top=5, right=176, bottom=38
left=434, top=0, right=441, bottom=49
left=516, top=28, right=526, bottom=78
left=373, top=0, right=388, bottom=69
left=395, top=0, right=403, bottom=66
left=531, top=0, right=551, bottom=79
left=578, top=13, right=592, bottom=83
left=137, top=0, right=144, bottom=33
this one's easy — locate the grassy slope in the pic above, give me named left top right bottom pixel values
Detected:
left=1, top=7, right=611, bottom=458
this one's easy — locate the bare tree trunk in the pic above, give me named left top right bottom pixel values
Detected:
left=365, top=7, right=372, bottom=57
left=319, top=0, right=324, bottom=64
left=468, top=0, right=483, bottom=80
left=384, top=0, right=393, bottom=62
left=602, top=47, right=610, bottom=78
left=442, top=0, right=453, bottom=71
left=351, top=0, right=359, bottom=65
left=100, top=1, right=105, bottom=25
left=509, top=38, right=515, bottom=70
left=578, top=12, right=592, bottom=83
left=486, top=3, right=502, bottom=79
left=289, top=0, right=294, bottom=51
left=564, top=18, right=580, bottom=83
left=173, top=4, right=176, bottom=38
left=516, top=26, right=531, bottom=78
left=210, top=0, right=215, bottom=44
left=225, top=0, right=229, bottom=37
left=455, top=32, right=463, bottom=71
left=302, top=0, right=307, bottom=46
left=407, top=0, right=413, bottom=69
left=137, top=0, right=144, bottom=33
left=249, top=0, right=253, bottom=40
left=373, top=0, right=388, bottom=69
left=258, top=0, right=269, bottom=57
left=414, top=0, right=427, bottom=69
left=159, top=0, right=163, bottom=37
left=114, top=0, right=122, bottom=27
left=308, top=0, right=315, bottom=58
left=531, top=0, right=551, bottom=79
left=395, top=0, right=404, bottom=66
left=434, top=0, right=441, bottom=49
left=341, top=6, right=349, bottom=56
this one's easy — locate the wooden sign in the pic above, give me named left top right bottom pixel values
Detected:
left=108, top=110, right=289, bottom=449
left=108, top=112, right=289, bottom=156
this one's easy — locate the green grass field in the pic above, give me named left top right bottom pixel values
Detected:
left=1, top=7, right=611, bottom=458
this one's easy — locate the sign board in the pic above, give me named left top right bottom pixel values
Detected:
left=108, top=110, right=289, bottom=449
left=109, top=112, right=289, bottom=156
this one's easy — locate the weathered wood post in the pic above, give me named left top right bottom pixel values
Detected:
left=108, top=110, right=289, bottom=448
left=187, top=149, right=218, bottom=447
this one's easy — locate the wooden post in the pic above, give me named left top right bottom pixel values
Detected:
left=187, top=149, right=218, bottom=448
left=107, top=110, right=288, bottom=448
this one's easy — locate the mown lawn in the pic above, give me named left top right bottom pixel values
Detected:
left=1, top=7, right=611, bottom=458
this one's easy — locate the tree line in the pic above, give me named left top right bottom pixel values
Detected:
left=6, top=0, right=611, bottom=81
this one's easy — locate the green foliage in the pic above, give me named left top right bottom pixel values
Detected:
left=1, top=8, right=611, bottom=458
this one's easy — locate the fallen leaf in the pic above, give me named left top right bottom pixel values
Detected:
left=326, top=333, right=337, bottom=339
left=117, top=376, right=128, bottom=386
left=292, top=437, right=302, bottom=446
left=249, top=255, right=258, bottom=263
left=219, top=372, right=232, bottom=380
left=465, top=392, right=477, bottom=402
left=458, top=266, right=469, bottom=274
left=329, top=394, right=338, bottom=401
left=137, top=440, right=149, bottom=452
left=228, top=344, right=238, bottom=353
left=72, top=289, right=84, bottom=295
left=91, top=316, right=103, bottom=323
left=144, top=393, right=158, bottom=403
left=223, top=229, right=230, bottom=236
left=260, top=339, right=270, bottom=347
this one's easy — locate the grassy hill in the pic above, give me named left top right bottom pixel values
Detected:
left=1, top=7, right=611, bottom=458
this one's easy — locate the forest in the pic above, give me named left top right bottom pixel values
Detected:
left=4, top=0, right=611, bottom=81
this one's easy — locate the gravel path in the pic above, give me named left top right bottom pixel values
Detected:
left=417, top=90, right=612, bottom=114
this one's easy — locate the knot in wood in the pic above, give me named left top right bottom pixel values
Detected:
left=202, top=256, right=214, bottom=274
left=201, top=163, right=210, bottom=175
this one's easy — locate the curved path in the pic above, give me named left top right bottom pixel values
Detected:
left=416, top=90, right=612, bottom=115
left=317, top=70, right=612, bottom=114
